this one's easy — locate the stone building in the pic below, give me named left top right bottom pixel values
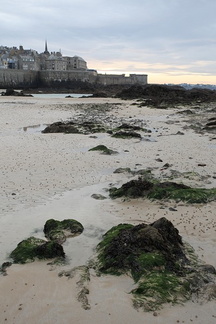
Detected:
left=45, top=53, right=67, bottom=71
left=64, top=55, right=87, bottom=70
left=0, top=41, right=148, bottom=86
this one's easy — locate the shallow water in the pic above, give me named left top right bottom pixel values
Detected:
left=31, top=93, right=91, bottom=99
left=0, top=182, right=117, bottom=266
left=21, top=124, right=48, bottom=133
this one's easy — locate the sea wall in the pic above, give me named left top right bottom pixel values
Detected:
left=96, top=73, right=147, bottom=85
left=0, top=69, right=147, bottom=88
left=0, top=69, right=39, bottom=88
left=39, top=70, right=97, bottom=86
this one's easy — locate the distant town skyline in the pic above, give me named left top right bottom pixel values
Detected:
left=1, top=0, right=216, bottom=85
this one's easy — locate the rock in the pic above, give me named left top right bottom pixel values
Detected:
left=88, top=145, right=117, bottom=155
left=42, top=121, right=107, bottom=134
left=35, top=241, right=65, bottom=259
left=111, top=131, right=142, bottom=139
left=113, top=167, right=131, bottom=174
left=44, top=219, right=84, bottom=244
left=109, top=176, right=216, bottom=203
left=201, top=284, right=216, bottom=301
left=199, top=264, right=216, bottom=274
left=97, top=217, right=184, bottom=277
left=10, top=237, right=65, bottom=263
left=91, top=194, right=107, bottom=200
left=0, top=262, right=12, bottom=275
left=1, top=88, right=33, bottom=97
left=96, top=217, right=216, bottom=311
left=116, top=84, right=216, bottom=107
left=198, top=163, right=207, bottom=167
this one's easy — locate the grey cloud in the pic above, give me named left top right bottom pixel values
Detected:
left=1, top=0, right=216, bottom=82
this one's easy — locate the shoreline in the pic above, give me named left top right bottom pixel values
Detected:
left=0, top=96, right=216, bottom=323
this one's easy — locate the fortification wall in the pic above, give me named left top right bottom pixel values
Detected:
left=39, top=70, right=97, bottom=85
left=0, top=69, right=39, bottom=88
left=96, top=73, right=147, bottom=85
left=0, top=69, right=147, bottom=88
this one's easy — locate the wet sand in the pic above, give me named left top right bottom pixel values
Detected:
left=0, top=96, right=216, bottom=323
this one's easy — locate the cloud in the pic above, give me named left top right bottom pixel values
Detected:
left=1, top=0, right=216, bottom=83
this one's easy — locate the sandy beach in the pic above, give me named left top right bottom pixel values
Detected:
left=0, top=95, right=216, bottom=323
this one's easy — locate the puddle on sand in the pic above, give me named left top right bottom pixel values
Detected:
left=0, top=182, right=117, bottom=267
left=21, top=124, right=48, bottom=133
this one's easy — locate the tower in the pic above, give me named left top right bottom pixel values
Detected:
left=44, top=40, right=49, bottom=54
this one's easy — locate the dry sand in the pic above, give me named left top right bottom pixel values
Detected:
left=0, top=95, right=216, bottom=323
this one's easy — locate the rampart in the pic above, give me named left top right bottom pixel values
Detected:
left=0, top=69, right=147, bottom=88
left=0, top=69, right=39, bottom=88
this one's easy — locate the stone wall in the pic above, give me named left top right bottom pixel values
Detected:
left=39, top=70, right=97, bottom=85
left=0, top=69, right=39, bottom=88
left=0, top=69, right=147, bottom=88
left=96, top=73, right=147, bottom=85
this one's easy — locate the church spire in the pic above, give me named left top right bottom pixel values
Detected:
left=44, top=40, right=49, bottom=54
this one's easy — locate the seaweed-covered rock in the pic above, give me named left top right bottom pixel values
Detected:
left=44, top=219, right=84, bottom=244
left=10, top=237, right=65, bottom=264
left=96, top=218, right=216, bottom=311
left=109, top=178, right=154, bottom=198
left=42, top=121, right=107, bottom=134
left=97, top=218, right=184, bottom=278
left=111, top=131, right=142, bottom=139
left=88, top=145, right=117, bottom=155
left=109, top=177, right=216, bottom=203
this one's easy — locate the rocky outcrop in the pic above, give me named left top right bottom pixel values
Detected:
left=96, top=217, right=216, bottom=311
left=116, top=84, right=216, bottom=107
left=109, top=177, right=216, bottom=203
left=42, top=121, right=107, bottom=134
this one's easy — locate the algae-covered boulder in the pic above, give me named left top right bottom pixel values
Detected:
left=44, top=219, right=84, bottom=244
left=109, top=177, right=216, bottom=203
left=88, top=145, right=117, bottom=155
left=96, top=217, right=216, bottom=311
left=42, top=121, right=107, bottom=134
left=97, top=217, right=184, bottom=278
left=111, top=131, right=142, bottom=139
left=10, top=237, right=65, bottom=264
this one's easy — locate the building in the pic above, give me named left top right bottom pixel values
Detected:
left=0, top=41, right=148, bottom=86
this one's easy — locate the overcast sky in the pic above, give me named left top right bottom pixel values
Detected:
left=1, top=0, right=216, bottom=84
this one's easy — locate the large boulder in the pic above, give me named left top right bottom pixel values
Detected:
left=96, top=218, right=216, bottom=311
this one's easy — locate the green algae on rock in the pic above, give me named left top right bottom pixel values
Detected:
left=44, top=219, right=84, bottom=244
left=109, top=177, right=216, bottom=203
left=111, top=130, right=142, bottom=139
left=96, top=217, right=216, bottom=311
left=88, top=145, right=117, bottom=155
left=10, top=237, right=65, bottom=264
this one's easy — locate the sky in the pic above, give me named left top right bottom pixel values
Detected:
left=1, top=0, right=216, bottom=84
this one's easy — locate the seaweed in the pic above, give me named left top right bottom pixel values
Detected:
left=109, top=177, right=216, bottom=203
left=88, top=145, right=117, bottom=155
left=44, top=219, right=84, bottom=244
left=10, top=237, right=65, bottom=264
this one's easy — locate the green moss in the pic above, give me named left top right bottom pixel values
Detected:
left=88, top=145, right=116, bottom=155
